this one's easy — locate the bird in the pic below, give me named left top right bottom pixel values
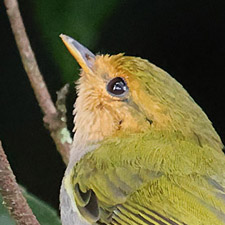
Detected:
left=59, top=34, right=225, bottom=225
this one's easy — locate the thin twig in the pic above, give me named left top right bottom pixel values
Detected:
left=0, top=141, right=40, bottom=225
left=4, top=0, right=72, bottom=164
left=56, top=84, right=70, bottom=124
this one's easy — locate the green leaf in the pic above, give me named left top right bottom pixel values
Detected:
left=32, top=0, right=120, bottom=83
left=0, top=188, right=61, bottom=225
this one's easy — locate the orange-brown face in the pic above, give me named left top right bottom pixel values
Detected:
left=73, top=54, right=151, bottom=145
left=60, top=34, right=154, bottom=147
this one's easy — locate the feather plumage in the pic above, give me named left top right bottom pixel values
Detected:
left=60, top=35, right=225, bottom=225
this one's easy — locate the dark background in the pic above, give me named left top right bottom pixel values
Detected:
left=1, top=0, right=225, bottom=212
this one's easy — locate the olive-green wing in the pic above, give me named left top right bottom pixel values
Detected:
left=111, top=175, right=225, bottom=225
left=72, top=168, right=225, bottom=225
left=70, top=132, right=225, bottom=225
left=72, top=159, right=162, bottom=224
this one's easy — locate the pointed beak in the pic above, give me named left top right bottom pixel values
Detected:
left=60, top=34, right=95, bottom=74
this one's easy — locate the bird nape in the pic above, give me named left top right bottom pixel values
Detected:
left=59, top=34, right=225, bottom=225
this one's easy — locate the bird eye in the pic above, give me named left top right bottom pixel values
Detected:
left=106, top=77, right=128, bottom=97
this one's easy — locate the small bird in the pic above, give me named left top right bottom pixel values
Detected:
left=59, top=34, right=225, bottom=225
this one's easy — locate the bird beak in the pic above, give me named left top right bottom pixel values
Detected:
left=60, top=34, right=95, bottom=74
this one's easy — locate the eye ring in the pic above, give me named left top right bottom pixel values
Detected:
left=106, top=77, right=128, bottom=97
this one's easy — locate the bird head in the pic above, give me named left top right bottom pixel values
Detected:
left=60, top=34, right=222, bottom=150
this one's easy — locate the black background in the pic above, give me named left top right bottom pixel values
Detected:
left=1, top=0, right=225, bottom=211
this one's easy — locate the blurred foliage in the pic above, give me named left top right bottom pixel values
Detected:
left=0, top=188, right=61, bottom=225
left=32, top=0, right=120, bottom=83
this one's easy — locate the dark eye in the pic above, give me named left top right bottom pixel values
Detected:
left=106, top=77, right=128, bottom=97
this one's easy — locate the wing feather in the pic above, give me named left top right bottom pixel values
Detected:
left=115, top=202, right=184, bottom=225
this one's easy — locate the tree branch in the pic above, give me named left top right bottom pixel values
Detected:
left=0, top=141, right=40, bottom=225
left=4, top=0, right=72, bottom=164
